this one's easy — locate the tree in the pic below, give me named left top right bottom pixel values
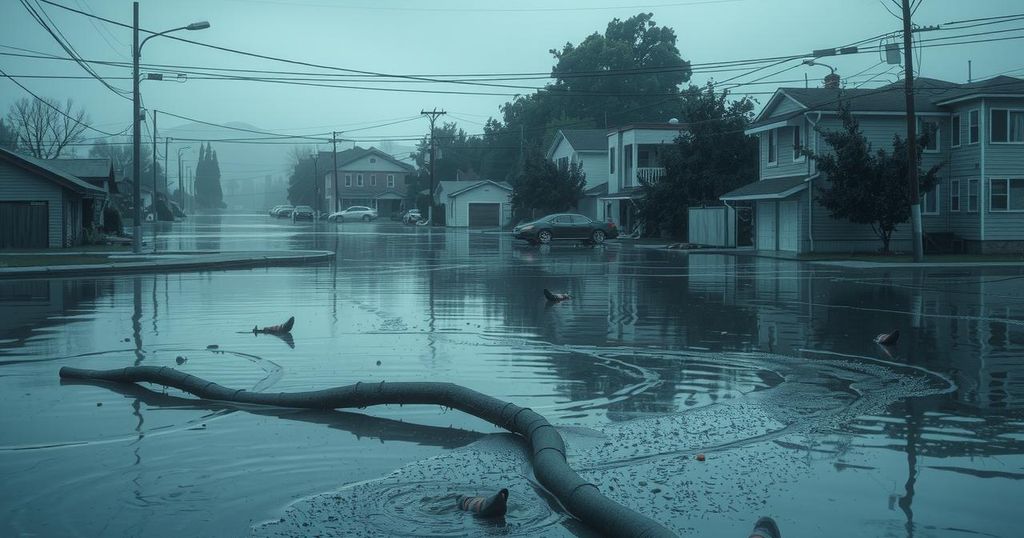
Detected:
left=638, top=84, right=758, bottom=238
left=511, top=150, right=587, bottom=221
left=807, top=107, right=942, bottom=252
left=5, top=96, right=89, bottom=158
left=286, top=146, right=316, bottom=206
left=194, top=143, right=226, bottom=209
left=0, top=118, right=17, bottom=151
left=89, top=138, right=164, bottom=187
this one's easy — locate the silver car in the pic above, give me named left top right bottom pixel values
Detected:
left=328, top=205, right=378, bottom=222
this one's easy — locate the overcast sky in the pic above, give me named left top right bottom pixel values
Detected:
left=2, top=0, right=1022, bottom=150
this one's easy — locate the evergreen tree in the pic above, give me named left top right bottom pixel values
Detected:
left=194, top=142, right=226, bottom=209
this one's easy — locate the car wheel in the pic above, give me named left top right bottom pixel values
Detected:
left=538, top=230, right=552, bottom=244
left=362, top=215, right=371, bottom=222
left=591, top=229, right=606, bottom=244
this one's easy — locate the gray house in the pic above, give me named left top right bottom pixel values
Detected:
left=546, top=129, right=608, bottom=219
left=722, top=75, right=1024, bottom=254
left=0, top=147, right=105, bottom=248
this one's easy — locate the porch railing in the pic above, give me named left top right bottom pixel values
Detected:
left=636, top=167, right=666, bottom=183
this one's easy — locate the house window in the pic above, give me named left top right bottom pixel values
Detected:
left=968, top=179, right=979, bottom=212
left=370, top=157, right=377, bottom=164
left=951, top=114, right=961, bottom=148
left=991, top=109, right=1024, bottom=143
left=609, top=148, right=615, bottom=174
left=557, top=156, right=569, bottom=169
left=370, top=174, right=376, bottom=187
left=624, top=145, right=633, bottom=185
left=918, top=119, right=939, bottom=152
left=792, top=125, right=803, bottom=162
left=950, top=179, right=960, bottom=212
left=356, top=174, right=364, bottom=187
left=767, top=129, right=777, bottom=166
left=344, top=174, right=351, bottom=187
left=969, top=110, right=980, bottom=144
left=990, top=178, right=1024, bottom=211
left=922, top=185, right=939, bottom=215
left=387, top=175, right=395, bottom=188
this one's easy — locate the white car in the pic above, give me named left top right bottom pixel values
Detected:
left=328, top=206, right=378, bottom=222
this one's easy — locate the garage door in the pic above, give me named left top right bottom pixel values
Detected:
left=756, top=201, right=775, bottom=250
left=0, top=201, right=48, bottom=249
left=467, top=203, right=500, bottom=227
left=778, top=200, right=799, bottom=252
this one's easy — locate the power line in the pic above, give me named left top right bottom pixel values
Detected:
left=0, top=65, right=126, bottom=136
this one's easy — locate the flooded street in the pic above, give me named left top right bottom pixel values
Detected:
left=1, top=215, right=1022, bottom=537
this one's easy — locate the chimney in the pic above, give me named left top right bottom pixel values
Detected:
left=823, top=73, right=841, bottom=89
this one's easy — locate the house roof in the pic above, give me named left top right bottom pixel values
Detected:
left=435, top=180, right=512, bottom=198
left=719, top=175, right=810, bottom=201
left=608, top=122, right=688, bottom=133
left=0, top=147, right=105, bottom=196
left=45, top=158, right=118, bottom=193
left=933, top=75, right=1024, bottom=105
left=583, top=182, right=608, bottom=197
left=561, top=129, right=608, bottom=151
left=318, top=146, right=415, bottom=172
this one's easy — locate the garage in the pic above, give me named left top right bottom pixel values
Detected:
left=0, top=201, right=48, bottom=249
left=777, top=200, right=799, bottom=252
left=468, top=203, right=500, bottom=227
left=756, top=201, right=776, bottom=250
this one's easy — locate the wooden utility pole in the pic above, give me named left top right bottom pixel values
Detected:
left=902, top=0, right=924, bottom=262
left=332, top=132, right=339, bottom=213
left=420, top=108, right=446, bottom=224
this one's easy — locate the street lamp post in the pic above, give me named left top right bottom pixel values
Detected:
left=311, top=151, right=319, bottom=220
left=177, top=145, right=191, bottom=209
left=131, top=1, right=209, bottom=253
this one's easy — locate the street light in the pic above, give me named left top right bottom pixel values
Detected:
left=177, top=145, right=192, bottom=210
left=131, top=2, right=209, bottom=253
left=310, top=151, right=319, bottom=220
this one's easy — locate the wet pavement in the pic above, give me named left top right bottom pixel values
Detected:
left=1, top=215, right=1022, bottom=537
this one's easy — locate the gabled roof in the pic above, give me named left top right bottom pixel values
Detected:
left=0, top=147, right=105, bottom=196
left=933, top=75, right=1024, bottom=105
left=46, top=158, right=117, bottom=193
left=561, top=129, right=608, bottom=151
left=319, top=146, right=415, bottom=172
left=435, top=179, right=512, bottom=198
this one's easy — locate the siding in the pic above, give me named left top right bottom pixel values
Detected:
left=762, top=120, right=811, bottom=179
left=444, top=185, right=511, bottom=227
left=772, top=94, right=805, bottom=116
left=0, top=159, right=64, bottom=248
left=982, top=98, right=1024, bottom=240
left=578, top=152, right=607, bottom=190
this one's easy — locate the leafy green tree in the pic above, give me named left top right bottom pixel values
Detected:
left=808, top=107, right=942, bottom=252
left=511, top=150, right=587, bottom=221
left=638, top=84, right=757, bottom=238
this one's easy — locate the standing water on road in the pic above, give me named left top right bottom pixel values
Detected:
left=1, top=216, right=1022, bottom=537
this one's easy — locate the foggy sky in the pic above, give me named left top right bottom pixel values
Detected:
left=2, top=0, right=1021, bottom=151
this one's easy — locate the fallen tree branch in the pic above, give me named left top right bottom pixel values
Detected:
left=59, top=366, right=676, bottom=537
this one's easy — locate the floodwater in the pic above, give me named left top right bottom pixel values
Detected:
left=1, top=215, right=1022, bottom=537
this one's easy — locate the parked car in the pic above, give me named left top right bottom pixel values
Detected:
left=328, top=206, right=378, bottom=222
left=401, top=209, right=422, bottom=224
left=513, top=213, right=618, bottom=245
left=291, top=205, right=315, bottom=221
left=271, top=205, right=294, bottom=218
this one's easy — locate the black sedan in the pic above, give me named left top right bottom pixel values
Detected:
left=513, top=213, right=619, bottom=245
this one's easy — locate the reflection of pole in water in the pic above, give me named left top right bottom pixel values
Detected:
left=897, top=399, right=921, bottom=538
left=132, top=276, right=143, bottom=366
left=151, top=274, right=159, bottom=335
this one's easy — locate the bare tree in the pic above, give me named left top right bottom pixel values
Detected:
left=6, top=97, right=89, bottom=159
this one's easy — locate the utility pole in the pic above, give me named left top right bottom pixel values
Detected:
left=902, top=0, right=923, bottom=262
left=311, top=151, right=319, bottom=218
left=152, top=109, right=158, bottom=225
left=131, top=2, right=142, bottom=253
left=164, top=136, right=169, bottom=205
left=420, top=108, right=446, bottom=224
left=332, top=132, right=339, bottom=213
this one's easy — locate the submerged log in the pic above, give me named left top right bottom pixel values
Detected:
left=457, top=488, right=508, bottom=518
left=58, top=365, right=676, bottom=538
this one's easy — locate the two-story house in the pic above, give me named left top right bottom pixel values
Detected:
left=601, top=121, right=686, bottom=233
left=320, top=146, right=415, bottom=217
left=721, top=75, right=1024, bottom=254
left=546, top=129, right=608, bottom=220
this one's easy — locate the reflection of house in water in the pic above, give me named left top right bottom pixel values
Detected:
left=0, top=279, right=110, bottom=353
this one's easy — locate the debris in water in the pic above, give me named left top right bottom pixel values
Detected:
left=457, top=488, right=509, bottom=518
left=874, top=329, right=900, bottom=346
left=696, top=453, right=706, bottom=462
left=543, top=289, right=570, bottom=302
left=206, top=344, right=219, bottom=350
left=254, top=316, right=295, bottom=335
left=176, top=356, right=187, bottom=365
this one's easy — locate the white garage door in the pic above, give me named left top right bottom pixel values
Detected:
left=778, top=200, right=799, bottom=252
left=756, top=201, right=776, bottom=250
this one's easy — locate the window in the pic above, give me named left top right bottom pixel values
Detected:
left=370, top=174, right=376, bottom=187
left=370, top=157, right=377, bottom=164
left=767, top=129, right=777, bottom=165
left=950, top=179, right=960, bottom=212
left=990, top=178, right=1024, bottom=211
left=356, top=174, right=364, bottom=187
left=991, top=109, right=1024, bottom=143
left=623, top=145, right=633, bottom=185
left=922, top=185, right=939, bottom=215
left=969, top=109, right=980, bottom=144
left=557, top=156, right=569, bottom=169
left=609, top=148, right=615, bottom=173
left=951, top=114, right=961, bottom=148
left=344, top=174, right=351, bottom=187
left=918, top=119, right=939, bottom=152
left=387, top=174, right=395, bottom=188
left=968, top=179, right=979, bottom=212
left=792, top=125, right=803, bottom=162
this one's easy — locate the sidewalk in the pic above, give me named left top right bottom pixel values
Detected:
left=0, top=250, right=333, bottom=279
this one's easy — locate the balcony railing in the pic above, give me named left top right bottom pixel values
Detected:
left=636, top=167, right=666, bottom=183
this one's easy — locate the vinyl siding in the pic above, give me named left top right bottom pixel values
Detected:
left=761, top=121, right=810, bottom=179
left=772, top=95, right=805, bottom=116
left=578, top=152, right=607, bottom=190
left=982, top=98, right=1024, bottom=240
left=442, top=184, right=511, bottom=227
left=0, top=159, right=65, bottom=248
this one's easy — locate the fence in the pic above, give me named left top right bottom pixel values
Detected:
left=688, top=205, right=736, bottom=247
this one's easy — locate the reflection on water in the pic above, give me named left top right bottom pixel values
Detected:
left=1, top=215, right=1022, bottom=537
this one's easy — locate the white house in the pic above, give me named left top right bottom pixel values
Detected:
left=546, top=129, right=608, bottom=219
left=601, top=122, right=686, bottom=232
left=433, top=180, right=513, bottom=227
